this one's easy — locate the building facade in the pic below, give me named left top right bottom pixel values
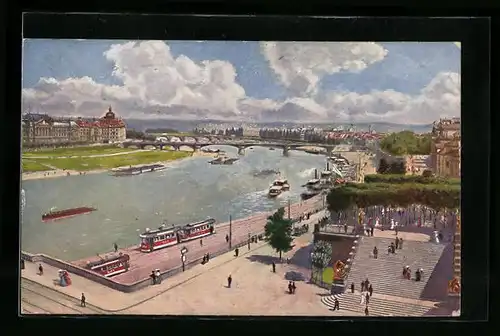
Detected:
left=430, top=118, right=461, bottom=178
left=22, top=107, right=126, bottom=146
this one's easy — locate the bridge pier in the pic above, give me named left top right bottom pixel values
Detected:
left=282, top=146, right=290, bottom=156
left=238, top=147, right=245, bottom=155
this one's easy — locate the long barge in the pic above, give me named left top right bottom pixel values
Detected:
left=111, top=164, right=166, bottom=176
left=42, top=206, right=97, bottom=222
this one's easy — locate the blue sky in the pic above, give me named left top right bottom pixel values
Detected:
left=22, top=40, right=460, bottom=99
left=22, top=40, right=461, bottom=124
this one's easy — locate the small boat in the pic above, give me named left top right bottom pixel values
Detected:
left=269, top=147, right=275, bottom=151
left=42, top=206, right=97, bottom=222
left=85, top=253, right=130, bottom=277
left=209, top=154, right=239, bottom=165
left=268, top=185, right=283, bottom=198
left=271, top=177, right=290, bottom=190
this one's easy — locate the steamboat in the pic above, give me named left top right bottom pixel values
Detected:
left=209, top=154, right=239, bottom=165
left=111, top=164, right=166, bottom=176
left=85, top=253, right=131, bottom=277
left=268, top=176, right=290, bottom=197
left=300, top=189, right=321, bottom=200
left=41, top=206, right=97, bottom=222
left=139, top=218, right=216, bottom=253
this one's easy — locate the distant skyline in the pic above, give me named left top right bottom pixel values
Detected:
left=22, top=40, right=461, bottom=125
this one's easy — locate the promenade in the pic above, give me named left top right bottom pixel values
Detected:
left=73, top=197, right=324, bottom=285
left=22, top=210, right=352, bottom=315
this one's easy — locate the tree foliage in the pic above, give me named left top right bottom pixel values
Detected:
left=311, top=241, right=333, bottom=269
left=326, top=181, right=460, bottom=212
left=264, top=207, right=294, bottom=260
left=380, top=131, right=432, bottom=156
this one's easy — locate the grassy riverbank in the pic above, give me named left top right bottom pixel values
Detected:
left=22, top=150, right=191, bottom=172
left=22, top=145, right=136, bottom=157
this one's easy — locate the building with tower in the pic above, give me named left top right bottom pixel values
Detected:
left=22, top=106, right=126, bottom=146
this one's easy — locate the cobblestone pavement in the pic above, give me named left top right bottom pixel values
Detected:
left=124, top=243, right=355, bottom=316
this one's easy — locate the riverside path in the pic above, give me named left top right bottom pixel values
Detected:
left=73, top=196, right=325, bottom=284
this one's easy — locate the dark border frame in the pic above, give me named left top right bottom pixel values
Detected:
left=4, top=12, right=490, bottom=332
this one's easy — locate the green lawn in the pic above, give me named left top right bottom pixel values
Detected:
left=22, top=145, right=137, bottom=157
left=29, top=150, right=192, bottom=171
left=22, top=160, right=54, bottom=172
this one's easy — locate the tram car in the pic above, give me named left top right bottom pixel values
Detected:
left=139, top=218, right=216, bottom=253
left=85, top=253, right=130, bottom=277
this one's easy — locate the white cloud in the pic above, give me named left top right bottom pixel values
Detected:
left=22, top=41, right=460, bottom=125
left=260, top=42, right=388, bottom=96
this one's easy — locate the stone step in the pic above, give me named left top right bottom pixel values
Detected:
left=321, top=293, right=431, bottom=317
left=344, top=236, right=447, bottom=300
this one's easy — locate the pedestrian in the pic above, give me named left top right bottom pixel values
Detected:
left=395, top=237, right=399, bottom=249
left=370, top=226, right=374, bottom=236
left=150, top=270, right=156, bottom=285
left=81, top=293, right=86, bottom=307
left=225, top=234, right=229, bottom=243
left=155, top=269, right=161, bottom=284
left=113, top=243, right=118, bottom=253
left=399, top=237, right=403, bottom=249
left=288, top=281, right=293, bottom=294
left=350, top=282, right=355, bottom=293
left=333, top=297, right=340, bottom=311
left=38, top=264, right=44, bottom=276
left=365, top=292, right=370, bottom=304
left=344, top=223, right=348, bottom=234
left=21, top=259, right=25, bottom=270
left=206, top=253, right=210, bottom=262
left=272, top=261, right=276, bottom=273
left=368, top=284, right=373, bottom=297
left=365, top=306, right=369, bottom=316
left=200, top=239, right=203, bottom=247
left=361, top=280, right=365, bottom=292
left=234, top=248, right=239, bottom=257
left=373, top=246, right=378, bottom=259
left=227, top=274, right=232, bottom=288
left=292, top=281, right=296, bottom=294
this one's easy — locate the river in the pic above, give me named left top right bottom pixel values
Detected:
left=21, top=146, right=329, bottom=260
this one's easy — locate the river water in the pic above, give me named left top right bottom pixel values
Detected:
left=21, top=146, right=328, bottom=260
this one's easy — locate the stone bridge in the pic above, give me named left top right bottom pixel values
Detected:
left=122, top=139, right=363, bottom=156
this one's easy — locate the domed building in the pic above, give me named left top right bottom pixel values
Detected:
left=75, top=106, right=127, bottom=143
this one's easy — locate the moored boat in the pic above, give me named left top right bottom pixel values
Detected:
left=268, top=185, right=283, bottom=198
left=42, top=206, right=97, bottom=222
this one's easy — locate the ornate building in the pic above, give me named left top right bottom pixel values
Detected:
left=22, top=107, right=126, bottom=145
left=430, top=118, right=461, bottom=178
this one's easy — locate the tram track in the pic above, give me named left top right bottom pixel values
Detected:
left=21, top=278, right=107, bottom=314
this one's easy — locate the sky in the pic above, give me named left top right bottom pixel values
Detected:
left=22, top=40, right=461, bottom=124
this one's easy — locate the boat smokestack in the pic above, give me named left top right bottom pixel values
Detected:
left=314, top=169, right=318, bottom=179
left=326, top=162, right=330, bottom=171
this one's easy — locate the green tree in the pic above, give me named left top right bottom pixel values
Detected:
left=264, top=207, right=294, bottom=260
left=310, top=241, right=333, bottom=283
left=388, top=161, right=406, bottom=174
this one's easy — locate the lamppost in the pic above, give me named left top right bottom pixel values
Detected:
left=288, top=198, right=291, bottom=220
left=180, top=246, right=188, bottom=272
left=229, top=214, right=233, bottom=249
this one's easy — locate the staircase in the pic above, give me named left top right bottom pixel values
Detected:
left=322, top=293, right=431, bottom=316
left=344, top=236, right=446, bottom=300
